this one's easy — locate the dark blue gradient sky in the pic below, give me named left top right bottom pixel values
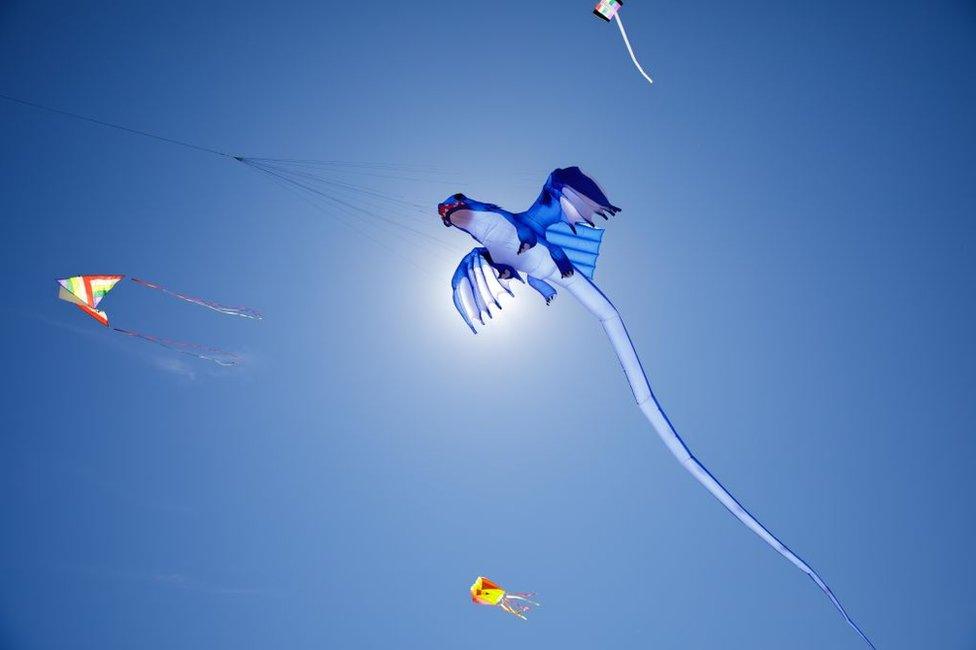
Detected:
left=1, top=1, right=974, bottom=648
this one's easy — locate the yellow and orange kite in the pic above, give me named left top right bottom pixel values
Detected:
left=470, top=576, right=539, bottom=621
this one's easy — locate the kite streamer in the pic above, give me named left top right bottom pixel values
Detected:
left=439, top=168, right=874, bottom=647
left=131, top=277, right=263, bottom=320
left=113, top=328, right=241, bottom=367
left=614, top=13, right=653, bottom=86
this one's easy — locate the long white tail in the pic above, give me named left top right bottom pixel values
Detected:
left=614, top=13, right=654, bottom=86
left=553, top=272, right=875, bottom=648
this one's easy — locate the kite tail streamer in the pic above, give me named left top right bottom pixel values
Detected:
left=614, top=14, right=654, bottom=86
left=501, top=593, right=539, bottom=620
left=113, top=328, right=241, bottom=367
left=130, top=278, right=263, bottom=319
left=552, top=272, right=875, bottom=649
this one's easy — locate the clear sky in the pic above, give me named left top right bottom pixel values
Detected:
left=1, top=1, right=974, bottom=648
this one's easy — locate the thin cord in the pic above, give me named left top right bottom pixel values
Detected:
left=249, top=160, right=433, bottom=213
left=245, top=159, right=456, bottom=253
left=0, top=93, right=234, bottom=158
left=247, top=161, right=456, bottom=264
left=0, top=92, right=456, bottom=275
left=240, top=161, right=442, bottom=278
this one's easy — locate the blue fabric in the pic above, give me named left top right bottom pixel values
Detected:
left=545, top=222, right=605, bottom=278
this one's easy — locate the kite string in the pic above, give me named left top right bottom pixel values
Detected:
left=0, top=93, right=471, bottom=250
left=245, top=161, right=463, bottom=257
left=0, top=93, right=233, bottom=158
left=0, top=94, right=466, bottom=176
left=239, top=161, right=443, bottom=278
left=243, top=157, right=457, bottom=175
left=0, top=93, right=463, bottom=270
left=246, top=159, right=435, bottom=215
left=248, top=164, right=455, bottom=250
left=242, top=159, right=458, bottom=257
left=244, top=158, right=472, bottom=185
left=614, top=14, right=654, bottom=86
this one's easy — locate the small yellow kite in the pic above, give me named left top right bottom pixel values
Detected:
left=469, top=576, right=539, bottom=621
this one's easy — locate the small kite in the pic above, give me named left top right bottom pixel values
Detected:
left=439, top=168, right=874, bottom=647
left=57, top=274, right=123, bottom=326
left=56, top=274, right=247, bottom=366
left=593, top=0, right=654, bottom=87
left=470, top=577, right=539, bottom=621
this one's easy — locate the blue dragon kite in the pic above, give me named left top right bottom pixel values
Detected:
left=438, top=167, right=874, bottom=647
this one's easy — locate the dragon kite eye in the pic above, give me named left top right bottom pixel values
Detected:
left=453, top=193, right=464, bottom=200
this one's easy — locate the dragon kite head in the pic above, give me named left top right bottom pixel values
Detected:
left=438, top=193, right=469, bottom=227
left=438, top=193, right=503, bottom=230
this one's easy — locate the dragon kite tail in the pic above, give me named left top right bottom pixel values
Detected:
left=551, top=271, right=876, bottom=649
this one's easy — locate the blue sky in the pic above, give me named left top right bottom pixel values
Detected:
left=1, top=1, right=975, bottom=648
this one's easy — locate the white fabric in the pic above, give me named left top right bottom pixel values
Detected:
left=614, top=14, right=654, bottom=86
left=551, top=270, right=874, bottom=647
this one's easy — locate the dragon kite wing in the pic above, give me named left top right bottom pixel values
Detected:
left=57, top=275, right=124, bottom=326
left=527, top=166, right=622, bottom=231
left=525, top=167, right=618, bottom=279
left=546, top=222, right=606, bottom=280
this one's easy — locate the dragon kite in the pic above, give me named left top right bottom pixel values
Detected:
left=438, top=167, right=874, bottom=647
